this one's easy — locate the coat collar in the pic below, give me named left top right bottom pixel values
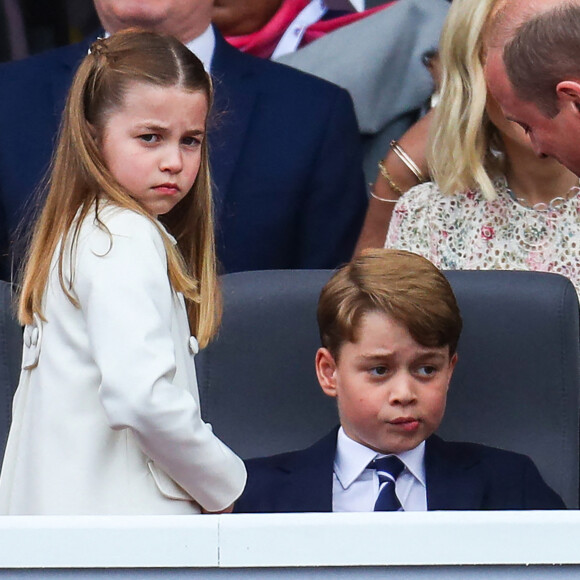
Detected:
left=425, top=434, right=485, bottom=510
left=271, top=427, right=339, bottom=512
left=270, top=430, right=487, bottom=512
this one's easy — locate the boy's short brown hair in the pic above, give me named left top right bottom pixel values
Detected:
left=317, top=249, right=463, bottom=359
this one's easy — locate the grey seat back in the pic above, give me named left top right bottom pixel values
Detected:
left=198, top=270, right=337, bottom=460
left=440, top=270, right=580, bottom=508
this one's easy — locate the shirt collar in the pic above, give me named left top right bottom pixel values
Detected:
left=394, top=441, right=426, bottom=487
left=184, top=25, right=215, bottom=73
left=334, top=426, right=426, bottom=490
left=103, top=25, right=215, bottom=73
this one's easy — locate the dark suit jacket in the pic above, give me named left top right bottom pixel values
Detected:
left=0, top=31, right=367, bottom=280
left=235, top=428, right=565, bottom=512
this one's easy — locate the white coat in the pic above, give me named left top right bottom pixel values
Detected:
left=0, top=206, right=246, bottom=514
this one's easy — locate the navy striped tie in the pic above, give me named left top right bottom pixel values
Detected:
left=372, top=456, right=405, bottom=511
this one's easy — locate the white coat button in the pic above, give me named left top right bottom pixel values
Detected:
left=189, top=336, right=199, bottom=355
left=22, top=313, right=43, bottom=370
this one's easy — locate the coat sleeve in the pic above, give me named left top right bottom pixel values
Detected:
left=295, top=87, right=367, bottom=268
left=520, top=457, right=566, bottom=509
left=73, top=211, right=246, bottom=511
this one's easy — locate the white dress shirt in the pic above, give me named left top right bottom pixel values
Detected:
left=184, top=25, right=216, bottom=72
left=332, top=427, right=427, bottom=512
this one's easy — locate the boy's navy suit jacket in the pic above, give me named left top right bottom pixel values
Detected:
left=235, top=427, right=565, bottom=512
left=0, top=30, right=367, bottom=280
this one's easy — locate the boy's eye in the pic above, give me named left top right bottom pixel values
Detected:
left=416, top=365, right=437, bottom=377
left=139, top=133, right=159, bottom=143
left=370, top=366, right=388, bottom=377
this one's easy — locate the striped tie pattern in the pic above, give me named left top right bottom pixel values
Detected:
left=371, top=456, right=405, bottom=511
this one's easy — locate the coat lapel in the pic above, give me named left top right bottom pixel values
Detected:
left=209, top=31, right=258, bottom=223
left=50, top=39, right=92, bottom=120
left=273, top=427, right=339, bottom=512
left=425, top=435, right=486, bottom=510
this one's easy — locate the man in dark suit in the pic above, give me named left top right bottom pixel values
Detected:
left=0, top=0, right=367, bottom=281
left=235, top=249, right=564, bottom=513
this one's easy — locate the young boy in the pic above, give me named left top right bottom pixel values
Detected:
left=235, top=249, right=564, bottom=512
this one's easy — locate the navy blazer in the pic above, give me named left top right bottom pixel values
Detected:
left=0, top=31, right=367, bottom=280
left=235, top=428, right=565, bottom=513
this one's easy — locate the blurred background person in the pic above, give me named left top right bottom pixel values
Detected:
left=210, top=0, right=449, bottom=187
left=213, top=0, right=387, bottom=60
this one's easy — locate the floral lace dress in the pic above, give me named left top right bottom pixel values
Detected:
left=385, top=178, right=580, bottom=295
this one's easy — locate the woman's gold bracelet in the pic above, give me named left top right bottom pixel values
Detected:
left=377, top=160, right=404, bottom=197
left=369, top=189, right=399, bottom=203
left=389, top=140, right=426, bottom=183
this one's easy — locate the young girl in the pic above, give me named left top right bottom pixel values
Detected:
left=0, top=30, right=246, bottom=515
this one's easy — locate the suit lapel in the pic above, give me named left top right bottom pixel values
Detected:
left=209, top=31, right=258, bottom=222
left=425, top=435, right=486, bottom=510
left=50, top=39, right=92, bottom=119
left=274, top=427, right=339, bottom=512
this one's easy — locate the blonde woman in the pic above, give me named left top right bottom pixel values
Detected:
left=384, top=0, right=580, bottom=293
left=0, top=30, right=246, bottom=515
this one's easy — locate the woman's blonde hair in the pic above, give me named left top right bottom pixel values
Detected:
left=429, top=0, right=505, bottom=200
left=19, top=29, right=221, bottom=348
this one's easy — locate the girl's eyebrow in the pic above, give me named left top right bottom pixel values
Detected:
left=134, top=122, right=168, bottom=133
left=135, top=123, right=205, bottom=135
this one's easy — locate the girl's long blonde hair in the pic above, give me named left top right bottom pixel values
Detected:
left=19, top=29, right=221, bottom=348
left=429, top=0, right=505, bottom=200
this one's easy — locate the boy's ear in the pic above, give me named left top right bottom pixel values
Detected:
left=315, top=347, right=338, bottom=398
left=447, top=352, right=458, bottom=384
left=450, top=352, right=458, bottom=369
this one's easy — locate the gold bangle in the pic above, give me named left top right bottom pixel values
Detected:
left=377, top=161, right=404, bottom=196
left=389, top=140, right=426, bottom=183
left=369, top=189, right=399, bottom=203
